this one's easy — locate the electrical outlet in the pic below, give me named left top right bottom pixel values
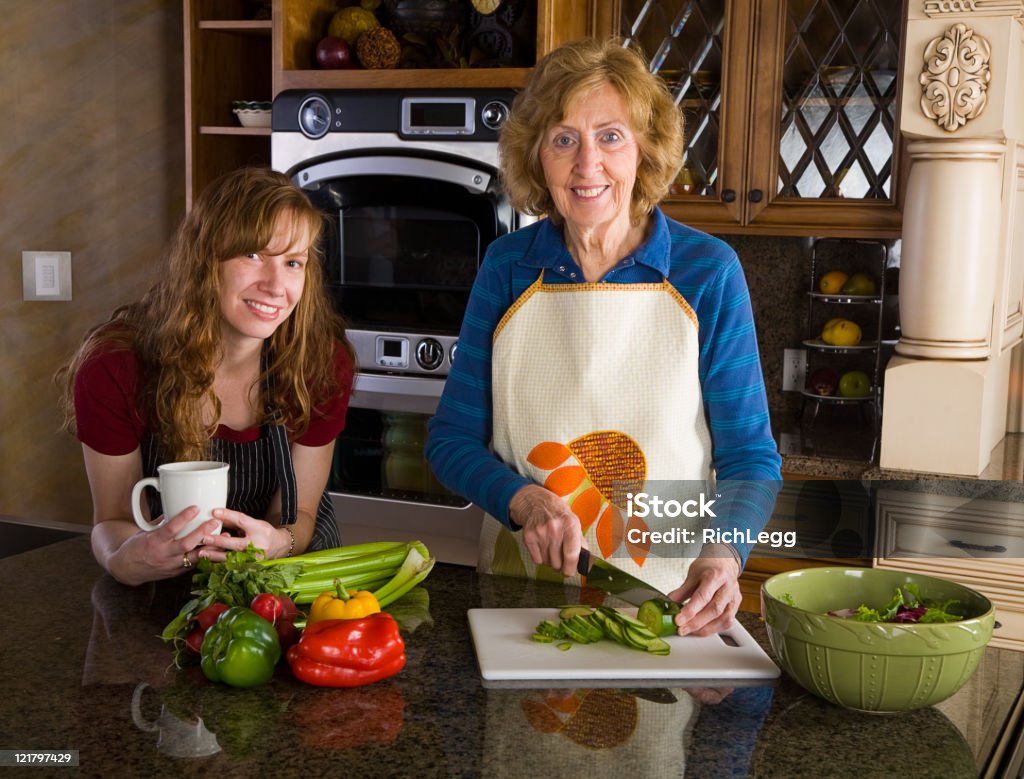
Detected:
left=778, top=432, right=802, bottom=455
left=782, top=348, right=807, bottom=392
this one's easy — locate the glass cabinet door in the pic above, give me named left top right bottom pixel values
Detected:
left=775, top=0, right=902, bottom=200
left=615, top=0, right=752, bottom=225
left=746, top=0, right=905, bottom=234
left=611, top=0, right=906, bottom=237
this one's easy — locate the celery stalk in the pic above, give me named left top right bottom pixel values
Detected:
left=296, top=547, right=410, bottom=578
left=259, top=540, right=436, bottom=607
left=257, top=540, right=407, bottom=567
left=289, top=570, right=399, bottom=604
left=373, top=546, right=436, bottom=608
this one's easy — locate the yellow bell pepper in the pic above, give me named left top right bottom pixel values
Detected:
left=308, top=580, right=381, bottom=624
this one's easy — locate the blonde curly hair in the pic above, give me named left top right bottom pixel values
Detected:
left=499, top=38, right=684, bottom=225
left=56, top=166, right=352, bottom=461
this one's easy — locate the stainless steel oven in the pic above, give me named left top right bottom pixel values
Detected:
left=272, top=89, right=526, bottom=564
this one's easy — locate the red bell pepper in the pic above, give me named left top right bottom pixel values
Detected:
left=287, top=612, right=406, bottom=688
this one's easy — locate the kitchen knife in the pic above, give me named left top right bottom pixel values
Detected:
left=576, top=549, right=674, bottom=609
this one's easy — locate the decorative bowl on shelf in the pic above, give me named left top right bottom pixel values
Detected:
left=231, top=101, right=272, bottom=128
left=761, top=567, right=995, bottom=713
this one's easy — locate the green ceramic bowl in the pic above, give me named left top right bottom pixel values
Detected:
left=761, top=567, right=994, bottom=713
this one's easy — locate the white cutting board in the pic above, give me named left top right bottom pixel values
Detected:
left=467, top=608, right=780, bottom=683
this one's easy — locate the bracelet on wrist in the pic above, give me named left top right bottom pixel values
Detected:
left=282, top=525, right=295, bottom=557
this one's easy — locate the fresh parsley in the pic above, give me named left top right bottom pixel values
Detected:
left=161, top=544, right=303, bottom=644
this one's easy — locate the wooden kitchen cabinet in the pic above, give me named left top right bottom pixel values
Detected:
left=601, top=0, right=907, bottom=238
left=273, top=0, right=593, bottom=92
left=184, top=0, right=592, bottom=203
left=874, top=488, right=1024, bottom=651
left=187, top=0, right=909, bottom=227
left=184, top=0, right=273, bottom=208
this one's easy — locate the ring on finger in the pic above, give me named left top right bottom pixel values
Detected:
left=182, top=552, right=192, bottom=569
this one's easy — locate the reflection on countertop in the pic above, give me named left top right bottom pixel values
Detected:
left=1, top=533, right=1021, bottom=777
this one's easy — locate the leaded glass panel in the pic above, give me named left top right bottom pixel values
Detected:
left=618, top=0, right=726, bottom=197
left=779, top=0, right=904, bottom=200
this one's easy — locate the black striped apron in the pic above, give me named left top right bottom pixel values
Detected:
left=141, top=421, right=342, bottom=552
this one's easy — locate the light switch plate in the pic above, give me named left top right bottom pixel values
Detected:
left=22, top=251, right=72, bottom=301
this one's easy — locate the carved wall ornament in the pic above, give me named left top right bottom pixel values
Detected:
left=919, top=23, right=992, bottom=132
left=922, top=0, right=1024, bottom=20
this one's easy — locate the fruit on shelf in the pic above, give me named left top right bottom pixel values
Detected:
left=838, top=370, right=872, bottom=398
left=328, top=6, right=380, bottom=46
left=808, top=367, right=841, bottom=396
left=840, top=272, right=877, bottom=296
left=821, top=318, right=862, bottom=347
left=316, top=36, right=356, bottom=69
left=356, top=26, right=400, bottom=69
left=818, top=270, right=849, bottom=294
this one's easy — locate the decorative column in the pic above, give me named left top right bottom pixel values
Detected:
left=880, top=1, right=1024, bottom=475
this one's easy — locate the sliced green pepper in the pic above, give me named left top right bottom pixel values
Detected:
left=200, top=607, right=281, bottom=688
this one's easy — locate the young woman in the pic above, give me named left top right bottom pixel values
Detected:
left=57, top=167, right=353, bottom=585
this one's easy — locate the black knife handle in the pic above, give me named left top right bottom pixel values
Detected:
left=577, top=548, right=591, bottom=576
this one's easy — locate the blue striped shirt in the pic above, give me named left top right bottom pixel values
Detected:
left=426, top=208, right=782, bottom=565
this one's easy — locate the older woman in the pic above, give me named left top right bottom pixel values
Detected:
left=426, top=39, right=781, bottom=636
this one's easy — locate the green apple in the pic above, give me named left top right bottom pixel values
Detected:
left=840, top=272, right=876, bottom=296
left=838, top=370, right=871, bottom=398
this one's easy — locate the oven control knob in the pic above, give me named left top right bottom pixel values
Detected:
left=298, top=95, right=332, bottom=139
left=481, top=100, right=510, bottom=131
left=416, top=338, right=444, bottom=371
left=449, top=342, right=458, bottom=367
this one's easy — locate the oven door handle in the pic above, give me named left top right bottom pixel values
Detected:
left=350, top=372, right=445, bottom=415
left=297, top=156, right=493, bottom=194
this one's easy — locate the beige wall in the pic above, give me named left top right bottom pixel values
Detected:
left=0, top=0, right=184, bottom=525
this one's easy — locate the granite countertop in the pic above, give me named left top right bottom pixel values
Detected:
left=2, top=535, right=1022, bottom=778
left=782, top=433, right=1024, bottom=499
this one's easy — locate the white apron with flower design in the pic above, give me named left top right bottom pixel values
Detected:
left=480, top=272, right=713, bottom=596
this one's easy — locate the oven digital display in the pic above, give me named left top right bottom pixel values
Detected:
left=382, top=339, right=403, bottom=358
left=410, top=102, right=464, bottom=128
left=401, top=97, right=474, bottom=135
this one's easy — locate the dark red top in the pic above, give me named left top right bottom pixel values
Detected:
left=74, top=343, right=353, bottom=455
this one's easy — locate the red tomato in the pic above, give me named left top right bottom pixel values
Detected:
left=276, top=619, right=300, bottom=652
left=185, top=626, right=206, bottom=654
left=194, top=602, right=230, bottom=631
left=251, top=593, right=299, bottom=624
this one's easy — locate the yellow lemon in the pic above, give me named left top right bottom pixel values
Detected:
left=328, top=7, right=380, bottom=46
left=821, top=318, right=862, bottom=347
left=822, top=317, right=844, bottom=333
left=818, top=270, right=849, bottom=294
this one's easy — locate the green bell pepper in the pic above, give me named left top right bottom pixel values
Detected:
left=200, top=606, right=281, bottom=688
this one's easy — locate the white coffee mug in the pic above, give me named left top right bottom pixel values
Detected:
left=131, top=461, right=229, bottom=539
